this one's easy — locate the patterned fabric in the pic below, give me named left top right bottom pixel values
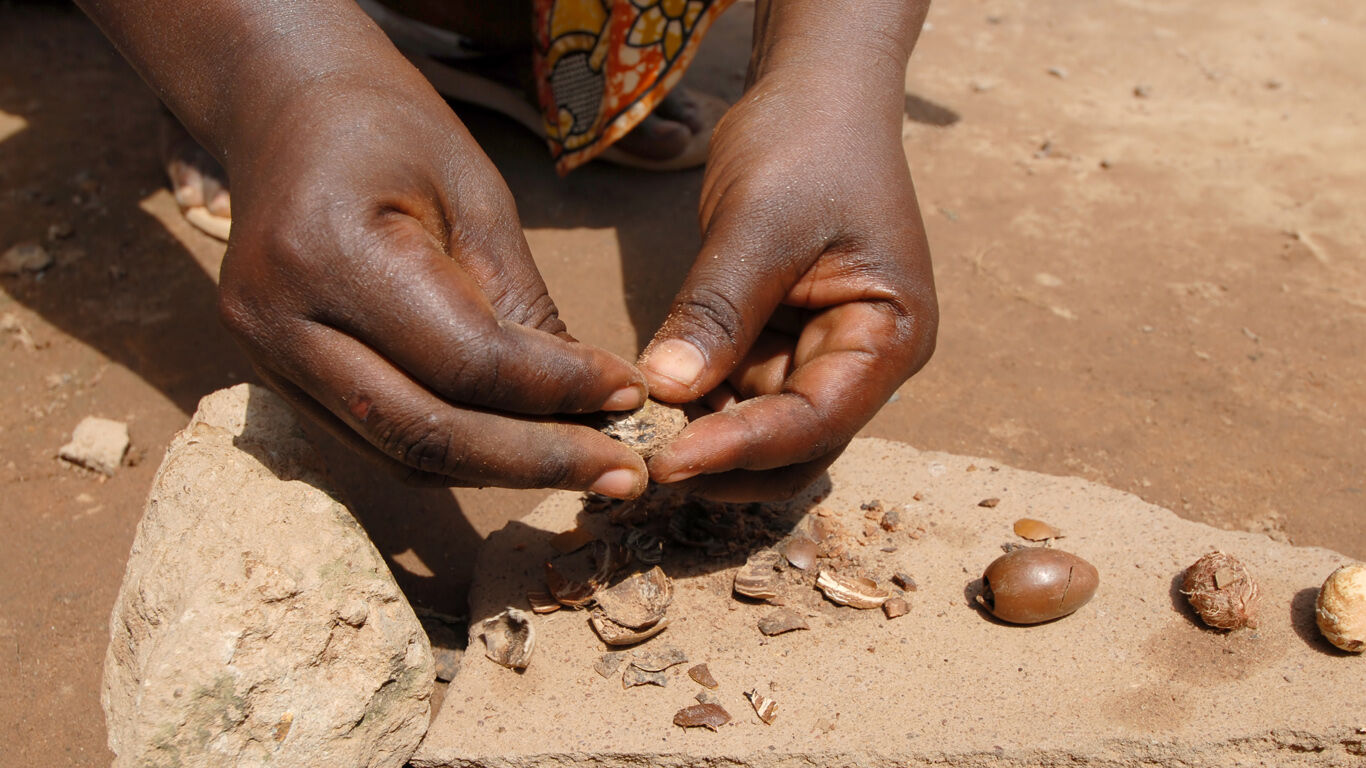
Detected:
left=533, top=0, right=736, bottom=174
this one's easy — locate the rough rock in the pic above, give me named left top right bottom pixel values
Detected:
left=103, top=384, right=434, bottom=768
left=58, top=416, right=129, bottom=475
left=414, top=438, right=1363, bottom=768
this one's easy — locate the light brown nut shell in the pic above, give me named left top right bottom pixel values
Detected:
left=1316, top=562, right=1366, bottom=652
left=1181, top=551, right=1260, bottom=630
left=757, top=608, right=809, bottom=636
left=688, top=663, right=719, bottom=689
left=1013, top=517, right=1063, bottom=541
left=595, top=566, right=674, bottom=629
left=673, top=703, right=731, bottom=731
left=596, top=400, right=688, bottom=459
left=783, top=537, right=819, bottom=570
left=734, top=549, right=783, bottom=601
left=475, top=607, right=536, bottom=670
left=590, top=609, right=670, bottom=646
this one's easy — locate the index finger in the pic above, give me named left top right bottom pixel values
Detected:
left=647, top=301, right=931, bottom=483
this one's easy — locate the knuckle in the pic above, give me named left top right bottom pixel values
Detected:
left=677, top=283, right=747, bottom=350
left=375, top=413, right=465, bottom=476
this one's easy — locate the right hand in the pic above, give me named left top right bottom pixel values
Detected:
left=217, top=69, right=649, bottom=497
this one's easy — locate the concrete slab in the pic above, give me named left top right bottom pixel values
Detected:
left=414, top=438, right=1365, bottom=767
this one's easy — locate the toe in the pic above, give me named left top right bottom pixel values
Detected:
left=615, top=113, right=693, bottom=161
left=654, top=90, right=705, bottom=134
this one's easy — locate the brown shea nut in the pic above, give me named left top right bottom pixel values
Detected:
left=595, top=399, right=688, bottom=458
left=976, top=547, right=1099, bottom=624
left=1181, top=551, right=1260, bottom=630
left=1316, top=563, right=1366, bottom=652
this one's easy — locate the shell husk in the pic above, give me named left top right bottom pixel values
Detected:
left=589, top=609, right=670, bottom=646
left=673, top=702, right=731, bottom=731
left=734, top=549, right=784, bottom=601
left=1181, top=551, right=1260, bottom=630
left=746, top=689, right=778, bottom=725
left=783, top=537, right=818, bottom=570
left=595, top=566, right=674, bottom=629
left=631, top=645, right=688, bottom=672
left=475, top=607, right=536, bottom=670
left=596, top=399, right=688, bottom=458
left=688, top=663, right=719, bottom=689
left=1013, top=517, right=1063, bottom=541
left=816, top=571, right=889, bottom=609
left=757, top=608, right=809, bottom=636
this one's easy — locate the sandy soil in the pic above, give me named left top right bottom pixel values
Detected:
left=1, top=0, right=1362, bottom=763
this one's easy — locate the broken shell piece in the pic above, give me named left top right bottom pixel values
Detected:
left=595, top=566, right=674, bottom=629
left=545, top=562, right=596, bottom=608
left=631, top=645, right=687, bottom=672
left=734, top=549, right=784, bottom=601
left=624, top=528, right=664, bottom=564
left=1013, top=518, right=1063, bottom=541
left=695, top=690, right=720, bottom=705
left=757, top=608, right=809, bottom=636
left=474, top=607, right=536, bottom=670
left=882, top=596, right=910, bottom=619
left=550, top=526, right=597, bottom=554
left=979, top=498, right=1001, bottom=508
left=746, top=689, right=778, bottom=725
left=594, top=652, right=625, bottom=679
left=589, top=540, right=632, bottom=588
left=880, top=509, right=902, bottom=532
left=596, top=399, right=689, bottom=459
left=891, top=572, right=917, bottom=591
left=673, top=703, right=731, bottom=731
left=526, top=590, right=562, bottom=614
left=590, top=609, right=670, bottom=646
left=622, top=665, right=668, bottom=688
left=784, top=537, right=818, bottom=570
left=688, top=663, right=718, bottom=689
left=816, top=571, right=889, bottom=609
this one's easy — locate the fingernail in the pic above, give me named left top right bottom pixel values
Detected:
left=589, top=468, right=643, bottom=499
left=601, top=383, right=645, bottom=411
left=642, top=339, right=705, bottom=389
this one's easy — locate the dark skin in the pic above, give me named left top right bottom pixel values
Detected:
left=76, top=0, right=937, bottom=501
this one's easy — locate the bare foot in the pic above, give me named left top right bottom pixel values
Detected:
left=158, top=108, right=231, bottom=219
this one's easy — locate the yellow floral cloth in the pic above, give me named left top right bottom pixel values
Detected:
left=533, top=0, right=736, bottom=174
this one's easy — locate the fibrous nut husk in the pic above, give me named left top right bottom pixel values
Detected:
left=977, top=548, right=1099, bottom=624
left=475, top=607, right=536, bottom=670
left=746, top=689, right=778, bottom=725
left=1315, top=562, right=1366, bottom=652
left=882, top=596, right=909, bottom=619
left=757, top=608, right=809, bottom=636
left=1013, top=517, right=1063, bottom=541
left=734, top=549, right=783, bottom=601
left=816, top=571, right=889, bottom=609
left=784, top=537, right=819, bottom=570
left=631, top=645, right=687, bottom=672
left=596, top=399, right=688, bottom=459
left=1181, top=551, right=1260, bottom=630
left=673, top=702, right=731, bottom=731
left=590, top=610, right=670, bottom=646
left=595, top=566, right=674, bottom=629
left=688, top=663, right=718, bottom=689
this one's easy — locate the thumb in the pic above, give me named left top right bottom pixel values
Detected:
left=639, top=212, right=812, bottom=402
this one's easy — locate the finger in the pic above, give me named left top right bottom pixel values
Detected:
left=638, top=204, right=817, bottom=402
left=648, top=302, right=921, bottom=482
left=672, top=449, right=843, bottom=503
left=272, top=320, right=649, bottom=497
left=318, top=219, right=646, bottom=415
left=726, top=329, right=795, bottom=399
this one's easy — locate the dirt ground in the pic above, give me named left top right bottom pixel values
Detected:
left=2, top=0, right=1363, bottom=764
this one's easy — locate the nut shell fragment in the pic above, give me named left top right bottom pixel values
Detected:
left=882, top=596, right=910, bottom=619
left=1181, top=551, right=1260, bottom=630
left=590, top=610, right=670, bottom=646
left=816, top=571, right=889, bottom=609
left=526, top=590, right=562, bottom=614
left=977, top=548, right=1099, bottom=624
left=544, top=562, right=596, bottom=608
left=978, top=497, right=1001, bottom=508
left=475, top=607, right=536, bottom=670
left=746, top=689, right=778, bottom=725
left=784, top=537, right=818, bottom=570
left=734, top=549, right=783, bottom=601
left=631, top=645, right=687, bottom=672
left=688, top=663, right=718, bottom=689
left=1013, top=518, right=1063, bottom=541
left=757, top=608, right=809, bottom=636
left=1315, top=562, right=1366, bottom=652
left=673, top=703, right=731, bottom=731
left=594, top=652, right=625, bottom=679
left=622, top=665, right=668, bottom=688
left=595, top=566, right=674, bottom=629
left=596, top=399, right=688, bottom=458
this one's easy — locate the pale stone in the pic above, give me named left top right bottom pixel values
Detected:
left=0, top=240, right=52, bottom=275
left=103, top=384, right=433, bottom=768
left=58, top=416, right=129, bottom=475
left=415, top=438, right=1363, bottom=768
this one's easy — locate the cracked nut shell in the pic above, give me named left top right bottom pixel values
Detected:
left=976, top=547, right=1099, bottom=624
left=1316, top=562, right=1366, bottom=652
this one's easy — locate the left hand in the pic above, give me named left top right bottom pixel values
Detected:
left=638, top=67, right=938, bottom=501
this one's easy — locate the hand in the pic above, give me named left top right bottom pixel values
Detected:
left=218, top=69, right=649, bottom=497
left=638, top=64, right=938, bottom=501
